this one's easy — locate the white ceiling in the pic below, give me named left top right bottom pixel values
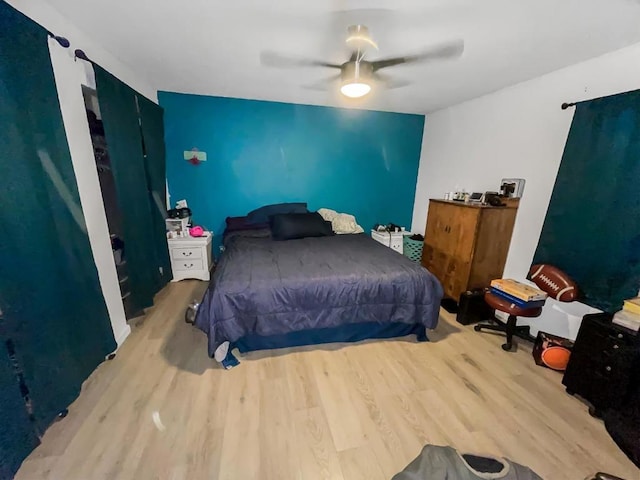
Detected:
left=46, top=0, right=640, bottom=114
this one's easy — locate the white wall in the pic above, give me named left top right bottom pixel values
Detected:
left=7, top=0, right=159, bottom=346
left=5, top=0, right=157, bottom=101
left=411, top=42, right=640, bottom=339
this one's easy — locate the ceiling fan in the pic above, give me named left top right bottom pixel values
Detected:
left=261, top=25, right=464, bottom=99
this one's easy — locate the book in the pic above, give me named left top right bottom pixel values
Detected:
left=613, top=309, right=640, bottom=331
left=489, top=288, right=546, bottom=309
left=623, top=297, right=640, bottom=316
left=490, top=279, right=548, bottom=302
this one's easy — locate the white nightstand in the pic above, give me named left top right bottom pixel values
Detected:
left=371, top=229, right=404, bottom=254
left=167, top=232, right=213, bottom=281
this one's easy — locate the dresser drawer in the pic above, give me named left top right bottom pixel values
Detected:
left=563, top=313, right=639, bottom=413
left=171, top=247, right=202, bottom=261
left=606, top=328, right=636, bottom=346
left=172, top=258, right=204, bottom=271
left=390, top=237, right=403, bottom=254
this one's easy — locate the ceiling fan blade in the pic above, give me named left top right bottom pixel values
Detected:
left=260, top=51, right=342, bottom=69
left=372, top=72, right=410, bottom=90
left=371, top=39, right=464, bottom=71
left=302, top=73, right=342, bottom=91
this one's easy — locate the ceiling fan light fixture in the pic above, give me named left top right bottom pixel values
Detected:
left=346, top=25, right=378, bottom=50
left=340, top=60, right=373, bottom=98
left=340, top=81, right=371, bottom=98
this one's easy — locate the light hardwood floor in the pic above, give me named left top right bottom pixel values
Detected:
left=17, top=281, right=638, bottom=480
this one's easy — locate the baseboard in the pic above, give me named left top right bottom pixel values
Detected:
left=114, top=324, right=132, bottom=347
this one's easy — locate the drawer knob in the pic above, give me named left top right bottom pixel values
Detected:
left=183, top=252, right=192, bottom=256
left=184, top=263, right=193, bottom=268
left=605, top=365, right=612, bottom=372
left=617, top=333, right=623, bottom=339
left=613, top=344, right=619, bottom=350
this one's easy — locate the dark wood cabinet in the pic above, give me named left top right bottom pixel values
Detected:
left=421, top=199, right=519, bottom=301
left=563, top=313, right=640, bottom=416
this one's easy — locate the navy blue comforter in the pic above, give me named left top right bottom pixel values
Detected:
left=195, top=233, right=443, bottom=358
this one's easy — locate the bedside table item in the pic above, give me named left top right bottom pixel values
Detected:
left=189, top=225, right=204, bottom=237
left=563, top=313, right=640, bottom=417
left=168, top=232, right=213, bottom=281
left=371, top=229, right=403, bottom=254
left=165, top=217, right=189, bottom=234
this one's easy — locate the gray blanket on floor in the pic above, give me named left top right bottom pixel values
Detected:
left=393, top=445, right=543, bottom=479
left=195, top=233, right=443, bottom=357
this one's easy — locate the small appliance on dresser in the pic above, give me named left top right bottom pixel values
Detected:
left=563, top=313, right=640, bottom=417
left=168, top=232, right=214, bottom=281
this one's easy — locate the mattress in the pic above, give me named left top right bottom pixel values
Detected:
left=195, top=232, right=443, bottom=364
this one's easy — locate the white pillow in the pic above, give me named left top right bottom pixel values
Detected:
left=318, top=208, right=364, bottom=234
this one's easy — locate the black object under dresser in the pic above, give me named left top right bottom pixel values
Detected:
left=563, top=313, right=640, bottom=417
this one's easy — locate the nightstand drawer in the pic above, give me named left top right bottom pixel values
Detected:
left=171, top=247, right=202, bottom=260
left=173, top=259, right=204, bottom=271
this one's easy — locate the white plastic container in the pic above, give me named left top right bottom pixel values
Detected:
left=371, top=229, right=403, bottom=254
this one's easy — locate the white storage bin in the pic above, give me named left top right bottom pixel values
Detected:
left=371, top=229, right=404, bottom=254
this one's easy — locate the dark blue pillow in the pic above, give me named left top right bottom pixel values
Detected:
left=270, top=212, right=334, bottom=241
left=246, top=202, right=308, bottom=224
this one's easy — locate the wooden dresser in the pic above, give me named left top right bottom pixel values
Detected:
left=421, top=199, right=519, bottom=301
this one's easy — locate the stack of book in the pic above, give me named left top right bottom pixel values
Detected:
left=490, top=279, right=548, bottom=308
left=613, top=297, right=640, bottom=331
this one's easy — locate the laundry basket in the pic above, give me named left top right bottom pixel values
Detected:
left=403, top=236, right=423, bottom=263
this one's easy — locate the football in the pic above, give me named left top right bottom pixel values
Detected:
left=529, top=264, right=578, bottom=302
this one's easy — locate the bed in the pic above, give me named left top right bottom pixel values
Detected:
left=194, top=220, right=443, bottom=367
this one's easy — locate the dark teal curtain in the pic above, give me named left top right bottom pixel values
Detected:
left=533, top=90, right=640, bottom=311
left=0, top=349, right=38, bottom=480
left=94, top=66, right=160, bottom=313
left=138, top=96, right=172, bottom=290
left=0, top=1, right=116, bottom=476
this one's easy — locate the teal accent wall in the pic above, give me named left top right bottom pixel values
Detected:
left=159, top=92, right=425, bottom=246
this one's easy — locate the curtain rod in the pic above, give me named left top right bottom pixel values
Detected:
left=562, top=88, right=640, bottom=110
left=74, top=49, right=92, bottom=63
left=46, top=30, right=70, bottom=48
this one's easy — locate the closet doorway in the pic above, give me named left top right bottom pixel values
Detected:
left=82, top=87, right=135, bottom=319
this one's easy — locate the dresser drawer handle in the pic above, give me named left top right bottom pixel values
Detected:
left=613, top=344, right=619, bottom=350
left=605, top=365, right=612, bottom=372
left=182, top=251, right=192, bottom=256
left=184, top=263, right=193, bottom=269
left=617, top=333, right=624, bottom=339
